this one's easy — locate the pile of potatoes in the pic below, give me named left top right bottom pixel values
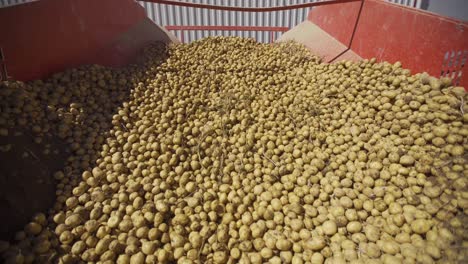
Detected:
left=0, top=37, right=467, bottom=264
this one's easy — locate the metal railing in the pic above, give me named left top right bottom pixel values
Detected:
left=165, top=25, right=290, bottom=43
left=138, top=0, right=362, bottom=44
left=139, top=0, right=359, bottom=11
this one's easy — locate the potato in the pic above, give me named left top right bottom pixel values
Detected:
left=364, top=225, right=380, bottom=242
left=129, top=252, right=145, bottom=264
left=399, top=155, right=415, bottom=166
left=59, top=230, right=74, bottom=244
left=365, top=242, right=381, bottom=258
left=303, top=236, right=327, bottom=251
left=141, top=241, right=156, bottom=255
left=380, top=240, right=400, bottom=254
left=346, top=221, right=362, bottom=233
left=230, top=247, right=241, bottom=259
left=280, top=251, right=293, bottom=263
left=33, top=239, right=50, bottom=254
left=276, top=238, right=292, bottom=251
left=249, top=252, right=262, bottom=264
left=107, top=215, right=121, bottom=228
left=322, top=220, right=337, bottom=236
left=450, top=145, right=464, bottom=156
left=311, top=252, right=324, bottom=264
left=410, top=219, right=431, bottom=234
left=71, top=240, right=86, bottom=255
left=157, top=249, right=170, bottom=262
left=260, top=247, right=273, bottom=259
left=65, top=213, right=82, bottom=227
left=2, top=37, right=466, bottom=264
left=24, top=222, right=42, bottom=235
left=269, top=256, right=283, bottom=264
left=381, top=254, right=402, bottom=264
left=210, top=251, right=226, bottom=264
left=291, top=255, right=303, bottom=264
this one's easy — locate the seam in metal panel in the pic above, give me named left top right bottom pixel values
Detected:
left=159, top=4, right=165, bottom=25
left=144, top=2, right=149, bottom=21
left=170, top=4, right=175, bottom=26
left=230, top=8, right=235, bottom=30
left=290, top=0, right=295, bottom=28
left=251, top=0, right=256, bottom=33
left=206, top=0, right=211, bottom=30
left=160, top=4, right=167, bottom=25
left=210, top=0, right=216, bottom=28
left=224, top=9, right=229, bottom=26
left=174, top=5, right=180, bottom=25
left=190, top=1, right=196, bottom=27
left=246, top=0, right=251, bottom=27
left=201, top=0, right=207, bottom=26
left=223, top=0, right=229, bottom=26
left=151, top=3, right=157, bottom=22
left=197, top=28, right=202, bottom=41
left=143, top=3, right=149, bottom=19
left=154, top=3, right=159, bottom=25
left=238, top=3, right=243, bottom=27
left=165, top=4, right=170, bottom=25
left=181, top=4, right=187, bottom=25
left=216, top=7, right=222, bottom=28
left=154, top=4, right=162, bottom=26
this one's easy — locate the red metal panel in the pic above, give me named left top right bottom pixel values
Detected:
left=308, top=0, right=362, bottom=46
left=0, top=0, right=170, bottom=81
left=277, top=21, right=362, bottom=62
left=309, top=0, right=468, bottom=87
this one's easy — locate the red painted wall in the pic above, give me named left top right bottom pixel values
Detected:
left=307, top=1, right=362, bottom=47
left=309, top=0, right=468, bottom=87
left=0, top=0, right=175, bottom=81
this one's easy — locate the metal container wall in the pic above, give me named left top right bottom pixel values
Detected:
left=1, top=0, right=422, bottom=43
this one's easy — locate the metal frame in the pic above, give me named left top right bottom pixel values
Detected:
left=329, top=0, right=364, bottom=62
left=137, top=0, right=361, bottom=12
left=138, top=0, right=364, bottom=45
left=165, top=25, right=289, bottom=43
